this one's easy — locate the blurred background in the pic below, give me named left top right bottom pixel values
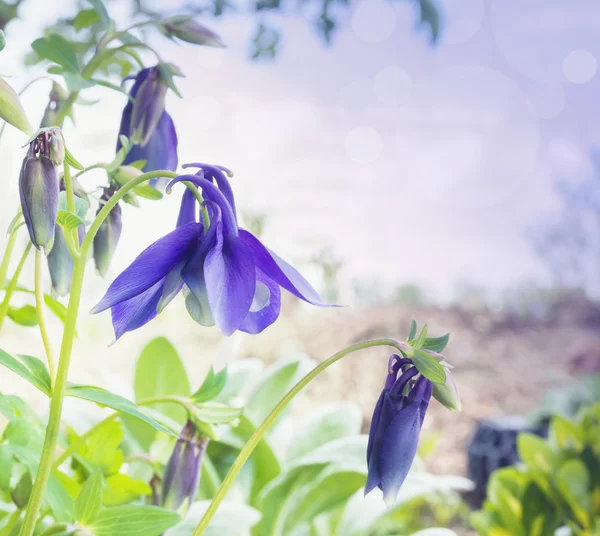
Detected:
left=1, top=0, right=600, bottom=533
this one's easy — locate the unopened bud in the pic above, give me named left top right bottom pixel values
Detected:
left=129, top=66, right=167, bottom=147
left=47, top=128, right=65, bottom=166
left=0, top=77, right=32, bottom=136
left=162, top=16, right=225, bottom=48
left=19, top=141, right=58, bottom=250
left=432, top=368, right=461, bottom=412
left=93, top=188, right=122, bottom=277
left=113, top=165, right=142, bottom=186
left=161, top=420, right=208, bottom=513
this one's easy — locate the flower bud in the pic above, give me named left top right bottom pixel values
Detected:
left=113, top=165, right=142, bottom=186
left=47, top=128, right=65, bottom=166
left=161, top=421, right=208, bottom=513
left=162, top=16, right=225, bottom=47
left=0, top=77, right=33, bottom=136
left=11, top=471, right=32, bottom=508
left=432, top=367, right=461, bottom=412
left=129, top=66, right=167, bottom=147
left=19, top=140, right=59, bottom=251
left=93, top=188, right=122, bottom=277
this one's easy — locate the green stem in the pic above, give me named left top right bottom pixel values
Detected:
left=190, top=338, right=404, bottom=536
left=74, top=163, right=107, bottom=179
left=62, top=162, right=80, bottom=255
left=0, top=242, right=32, bottom=331
left=19, top=170, right=179, bottom=536
left=34, top=250, right=56, bottom=385
left=0, top=227, right=18, bottom=287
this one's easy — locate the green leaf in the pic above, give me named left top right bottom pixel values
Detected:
left=0, top=445, right=13, bottom=490
left=214, top=358, right=264, bottom=403
left=79, top=420, right=124, bottom=476
left=88, top=505, right=180, bottom=536
left=192, top=366, right=228, bottom=403
left=0, top=349, right=52, bottom=396
left=168, top=501, right=260, bottom=536
left=64, top=146, right=84, bottom=170
left=11, top=470, right=32, bottom=508
left=88, top=0, right=111, bottom=29
left=517, top=433, right=555, bottom=474
left=133, top=184, right=163, bottom=200
left=58, top=191, right=89, bottom=219
left=287, top=402, right=362, bottom=460
left=56, top=209, right=88, bottom=230
left=11, top=287, right=69, bottom=328
left=72, top=8, right=101, bottom=31
left=556, top=459, right=591, bottom=527
left=408, top=319, right=417, bottom=340
left=192, top=402, right=242, bottom=424
left=32, top=34, right=79, bottom=72
left=422, top=333, right=450, bottom=353
left=550, top=415, right=584, bottom=451
left=62, top=72, right=96, bottom=92
left=75, top=470, right=103, bottom=525
left=412, top=349, right=446, bottom=384
left=103, top=474, right=151, bottom=506
left=65, top=384, right=177, bottom=438
left=7, top=305, right=38, bottom=327
left=124, top=337, right=189, bottom=450
left=413, top=323, right=428, bottom=349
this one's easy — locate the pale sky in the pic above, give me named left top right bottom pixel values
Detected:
left=2, top=0, right=600, bottom=303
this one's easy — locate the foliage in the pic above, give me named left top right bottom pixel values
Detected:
left=471, top=403, right=600, bottom=536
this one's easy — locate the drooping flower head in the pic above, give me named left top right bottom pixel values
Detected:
left=91, top=163, right=328, bottom=340
left=19, top=128, right=63, bottom=251
left=160, top=420, right=208, bottom=512
left=116, top=65, right=178, bottom=188
left=365, top=355, right=433, bottom=507
left=93, top=187, right=123, bottom=278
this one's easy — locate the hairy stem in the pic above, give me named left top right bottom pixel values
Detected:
left=190, top=338, right=404, bottom=535
left=34, top=249, right=56, bottom=385
left=0, top=242, right=33, bottom=331
left=19, top=170, right=180, bottom=535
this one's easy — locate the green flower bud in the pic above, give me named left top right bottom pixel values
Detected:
left=432, top=368, right=461, bottom=412
left=0, top=77, right=32, bottom=136
left=113, top=165, right=142, bottom=186
left=162, top=16, right=225, bottom=48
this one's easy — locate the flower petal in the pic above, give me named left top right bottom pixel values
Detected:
left=238, top=230, right=328, bottom=306
left=204, top=222, right=256, bottom=335
left=111, top=278, right=165, bottom=340
left=239, top=270, right=281, bottom=334
left=182, top=163, right=237, bottom=220
left=365, top=391, right=398, bottom=495
left=157, top=261, right=185, bottom=313
left=177, top=188, right=198, bottom=227
left=92, top=223, right=202, bottom=314
left=378, top=401, right=424, bottom=506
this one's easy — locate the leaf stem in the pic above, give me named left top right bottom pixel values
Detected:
left=0, top=242, right=32, bottom=332
left=190, top=338, right=405, bottom=535
left=19, top=169, right=180, bottom=536
left=0, top=226, right=19, bottom=288
left=34, top=249, right=56, bottom=385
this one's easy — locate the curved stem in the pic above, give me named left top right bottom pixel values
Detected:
left=190, top=338, right=403, bottom=536
left=0, top=227, right=18, bottom=287
left=19, top=169, right=179, bottom=536
left=74, top=163, right=107, bottom=179
left=0, top=242, right=33, bottom=332
left=34, top=250, right=56, bottom=384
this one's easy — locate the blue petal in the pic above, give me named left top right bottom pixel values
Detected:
left=157, top=261, right=185, bottom=313
left=111, top=278, right=165, bottom=339
left=239, top=269, right=281, bottom=334
left=365, top=391, right=398, bottom=495
left=177, top=188, right=198, bottom=227
left=204, top=222, right=256, bottom=335
left=379, top=401, right=424, bottom=506
left=92, top=223, right=202, bottom=314
left=182, top=163, right=237, bottom=221
left=238, top=230, right=328, bottom=306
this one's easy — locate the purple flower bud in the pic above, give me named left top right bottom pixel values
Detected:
left=19, top=134, right=59, bottom=251
left=162, top=16, right=225, bottom=47
left=129, top=66, right=168, bottom=147
left=93, top=188, right=123, bottom=278
left=161, top=421, right=208, bottom=512
left=366, top=359, right=433, bottom=506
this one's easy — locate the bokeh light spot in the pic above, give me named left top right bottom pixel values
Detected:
left=563, top=49, right=597, bottom=84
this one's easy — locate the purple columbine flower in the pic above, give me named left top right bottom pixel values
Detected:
left=365, top=355, right=433, bottom=506
left=91, top=163, right=328, bottom=339
left=116, top=66, right=178, bottom=189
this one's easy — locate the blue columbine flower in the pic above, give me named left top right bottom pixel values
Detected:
left=365, top=355, right=433, bottom=506
left=91, top=163, right=328, bottom=339
left=116, top=66, right=178, bottom=189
